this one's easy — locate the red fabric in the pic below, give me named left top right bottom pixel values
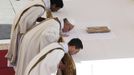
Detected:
left=0, top=50, right=15, bottom=75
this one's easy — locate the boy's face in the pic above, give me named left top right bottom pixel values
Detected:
left=68, top=46, right=80, bottom=55
left=50, top=4, right=61, bottom=12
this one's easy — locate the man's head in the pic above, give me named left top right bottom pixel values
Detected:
left=68, top=38, right=83, bottom=55
left=50, top=0, right=64, bottom=12
left=62, top=18, right=74, bottom=32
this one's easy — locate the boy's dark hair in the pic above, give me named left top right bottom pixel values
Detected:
left=50, top=0, right=64, bottom=8
left=68, top=38, right=83, bottom=49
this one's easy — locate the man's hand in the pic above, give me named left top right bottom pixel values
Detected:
left=59, top=61, right=66, bottom=70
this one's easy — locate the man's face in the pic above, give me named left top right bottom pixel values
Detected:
left=62, top=22, right=74, bottom=32
left=68, top=46, right=80, bottom=55
left=50, top=4, right=61, bottom=12
left=62, top=23, right=70, bottom=32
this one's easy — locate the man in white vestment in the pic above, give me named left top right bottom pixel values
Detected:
left=5, top=0, right=64, bottom=66
left=15, top=18, right=62, bottom=75
left=24, top=38, right=83, bottom=75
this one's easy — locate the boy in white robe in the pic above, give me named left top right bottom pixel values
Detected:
left=15, top=18, right=61, bottom=75
left=5, top=0, right=64, bottom=66
left=24, top=38, right=83, bottom=75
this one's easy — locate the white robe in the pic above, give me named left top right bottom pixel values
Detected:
left=24, top=43, right=65, bottom=75
left=16, top=19, right=61, bottom=75
left=5, top=0, right=46, bottom=66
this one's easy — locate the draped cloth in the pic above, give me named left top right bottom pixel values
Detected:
left=60, top=53, right=76, bottom=75
left=16, top=19, right=61, bottom=75
left=5, top=0, right=46, bottom=66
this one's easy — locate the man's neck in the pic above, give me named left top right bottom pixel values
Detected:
left=59, top=43, right=69, bottom=53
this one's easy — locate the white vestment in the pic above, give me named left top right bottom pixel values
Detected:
left=5, top=0, right=46, bottom=66
left=24, top=43, right=65, bottom=75
left=16, top=19, right=61, bottom=75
